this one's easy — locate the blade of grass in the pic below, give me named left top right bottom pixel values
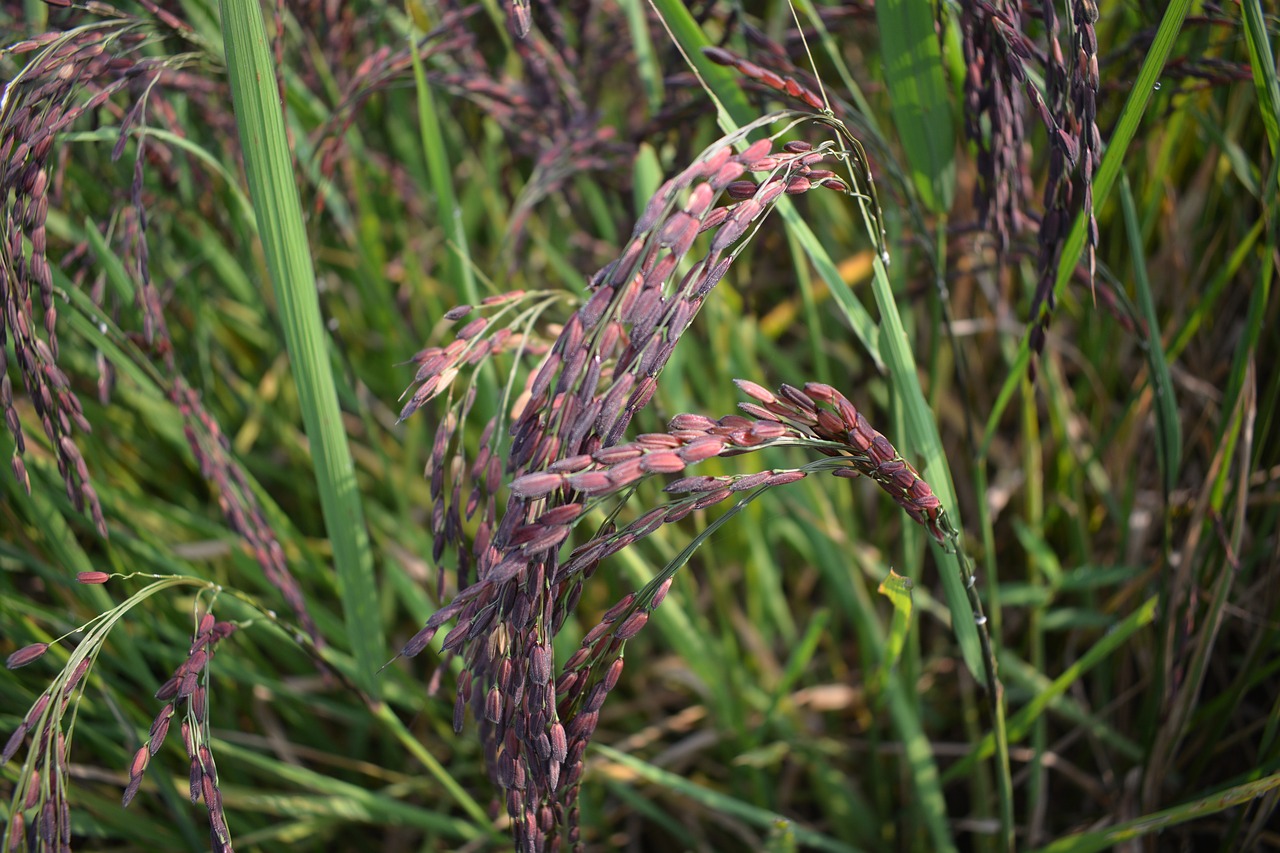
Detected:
left=945, top=595, right=1159, bottom=782
left=602, top=780, right=696, bottom=846
left=648, top=5, right=995, bottom=842
left=1167, top=218, right=1261, bottom=361
left=875, top=0, right=955, bottom=213
left=1241, top=0, right=1280, bottom=160
left=791, top=0, right=880, bottom=135
left=81, top=215, right=136, bottom=303
left=213, top=742, right=487, bottom=839
left=806, top=520, right=958, bottom=853
left=1030, top=772, right=1280, bottom=853
left=870, top=255, right=1011, bottom=849
left=622, top=0, right=663, bottom=112
left=869, top=259, right=981, bottom=677
left=997, top=653, right=1143, bottom=763
left=408, top=31, right=478, bottom=305
left=594, top=743, right=863, bottom=853
left=632, top=142, right=663, bottom=221
left=1143, top=359, right=1256, bottom=811
left=783, top=226, right=832, bottom=386
left=873, top=569, right=913, bottom=691
left=1019, top=372, right=1049, bottom=843
left=219, top=0, right=382, bottom=698
left=1119, top=174, right=1181, bottom=499
left=61, top=127, right=256, bottom=223
left=792, top=0, right=925, bottom=240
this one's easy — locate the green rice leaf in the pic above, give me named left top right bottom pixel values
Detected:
left=594, top=744, right=862, bottom=853
left=1030, top=772, right=1280, bottom=853
left=876, top=0, right=955, bottom=212
left=219, top=0, right=383, bottom=699
left=871, top=258, right=982, bottom=679
left=875, top=569, right=914, bottom=683
left=1241, top=0, right=1280, bottom=159
left=1119, top=174, right=1181, bottom=498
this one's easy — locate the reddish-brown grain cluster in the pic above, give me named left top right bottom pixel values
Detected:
left=1070, top=0, right=1101, bottom=296
left=0, top=26, right=125, bottom=538
left=429, top=376, right=948, bottom=852
left=956, top=0, right=1102, bottom=371
left=312, top=5, right=479, bottom=198
left=173, top=381, right=319, bottom=647
left=721, top=16, right=855, bottom=114
left=503, top=127, right=846, bottom=468
left=698, top=45, right=889, bottom=262
left=398, top=290, right=538, bottom=422
left=402, top=116, right=850, bottom=588
left=1, top=653, right=88, bottom=852
left=4, top=578, right=239, bottom=853
left=398, top=123, right=946, bottom=846
left=1043, top=0, right=1100, bottom=367
left=1, top=11, right=214, bottom=537
left=396, top=117, right=867, bottom=850
left=960, top=0, right=1031, bottom=254
left=505, top=414, right=812, bottom=586
left=313, top=3, right=629, bottom=253
left=397, top=289, right=557, bottom=597
left=703, top=45, right=827, bottom=112
left=0, top=18, right=311, bottom=851
left=2, top=601, right=124, bottom=853
left=125, top=612, right=238, bottom=852
left=732, top=379, right=952, bottom=543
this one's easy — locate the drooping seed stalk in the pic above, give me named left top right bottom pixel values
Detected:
left=397, top=111, right=895, bottom=849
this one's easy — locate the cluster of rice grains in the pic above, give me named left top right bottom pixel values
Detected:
left=315, top=2, right=629, bottom=253
left=960, top=0, right=1031, bottom=256
left=957, top=0, right=1100, bottom=370
left=0, top=25, right=138, bottom=539
left=1, top=643, right=90, bottom=853
left=1, top=13, right=317, bottom=852
left=3, top=574, right=237, bottom=853
left=396, top=107, right=951, bottom=849
left=123, top=611, right=238, bottom=853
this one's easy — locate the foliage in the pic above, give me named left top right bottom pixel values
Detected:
left=1, top=0, right=1278, bottom=851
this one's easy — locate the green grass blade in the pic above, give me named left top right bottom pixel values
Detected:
left=594, top=744, right=863, bottom=853
left=1119, top=174, right=1181, bottom=498
left=783, top=212, right=883, bottom=369
left=632, top=142, right=664, bottom=221
left=1030, top=772, right=1280, bottom=853
left=875, top=0, right=955, bottom=212
left=61, top=127, right=255, bottom=222
left=874, top=569, right=914, bottom=687
left=1241, top=0, right=1280, bottom=159
left=623, top=0, right=664, bottom=112
left=219, top=0, right=383, bottom=698
left=870, top=258, right=981, bottom=678
left=217, top=730, right=490, bottom=839
left=792, top=0, right=881, bottom=136
left=81, top=216, right=136, bottom=303
left=945, top=596, right=1159, bottom=782
left=998, top=653, right=1143, bottom=763
left=408, top=34, right=478, bottom=305
left=870, top=253, right=1007, bottom=848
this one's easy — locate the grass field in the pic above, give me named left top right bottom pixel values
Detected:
left=2, top=0, right=1279, bottom=850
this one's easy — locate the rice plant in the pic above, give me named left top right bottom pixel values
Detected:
left=2, top=1, right=1277, bottom=851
